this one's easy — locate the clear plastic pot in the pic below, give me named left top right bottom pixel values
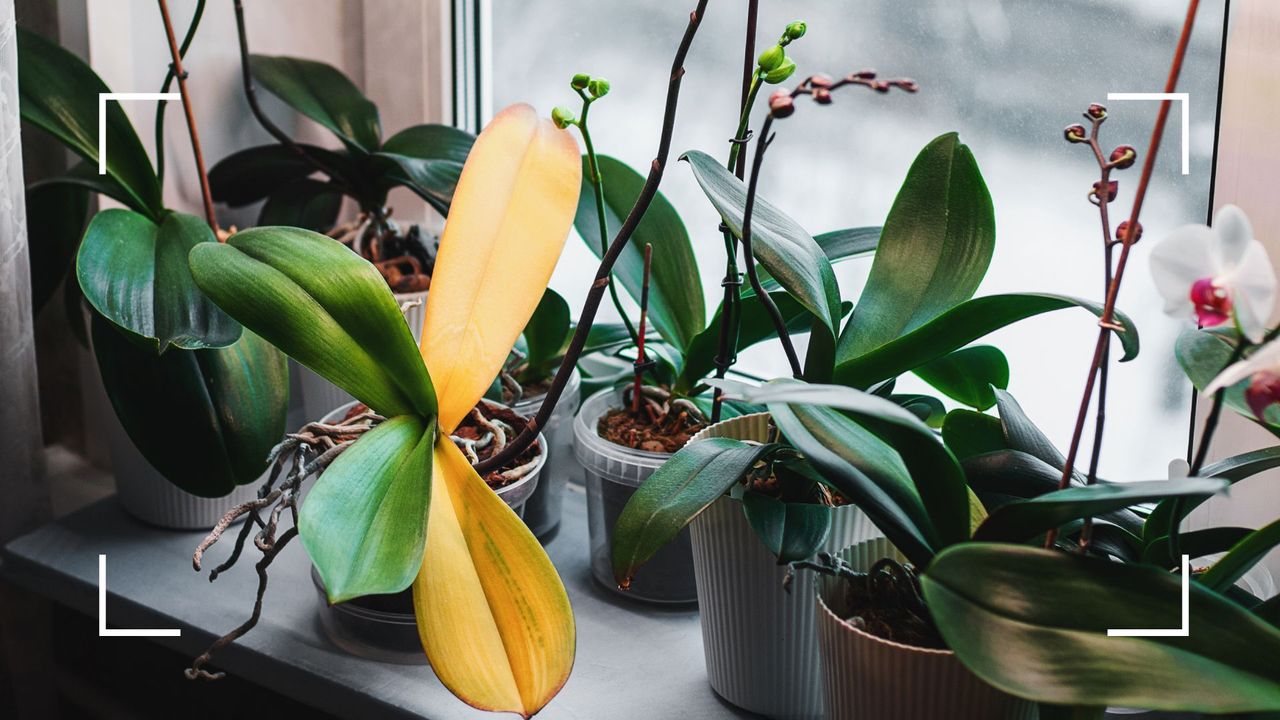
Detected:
left=573, top=387, right=697, bottom=604
left=513, top=367, right=582, bottom=542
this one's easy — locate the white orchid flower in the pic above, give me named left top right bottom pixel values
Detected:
left=1150, top=204, right=1276, bottom=342
left=1205, top=338, right=1280, bottom=421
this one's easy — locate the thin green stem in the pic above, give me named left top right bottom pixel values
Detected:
left=727, top=74, right=763, bottom=174
left=154, top=0, right=206, bottom=186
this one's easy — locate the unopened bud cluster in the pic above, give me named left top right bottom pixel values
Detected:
left=768, top=69, right=917, bottom=119
left=555, top=72, right=613, bottom=129
left=757, top=20, right=807, bottom=85
left=1065, top=103, right=1140, bottom=222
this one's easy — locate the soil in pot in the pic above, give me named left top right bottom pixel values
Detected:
left=595, top=386, right=708, bottom=452
left=826, top=556, right=945, bottom=650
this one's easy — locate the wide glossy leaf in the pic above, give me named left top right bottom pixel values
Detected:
left=28, top=160, right=138, bottom=209
left=1200, top=518, right=1280, bottom=592
left=301, top=415, right=435, bottom=602
left=837, top=133, right=994, bottom=363
left=1146, top=447, right=1280, bottom=542
left=78, top=210, right=241, bottom=351
left=942, top=409, right=1006, bottom=460
left=1142, top=527, right=1255, bottom=564
left=250, top=54, right=381, bottom=153
left=612, top=438, right=778, bottom=584
left=189, top=226, right=435, bottom=418
left=923, top=543, right=1280, bottom=712
left=742, top=491, right=832, bottom=563
left=892, top=393, right=947, bottom=428
left=683, top=150, right=840, bottom=335
left=914, top=346, right=1008, bottom=410
left=258, top=179, right=344, bottom=232
left=758, top=226, right=880, bottom=294
left=376, top=123, right=475, bottom=214
left=1176, top=328, right=1280, bottom=434
left=834, top=294, right=1139, bottom=388
left=715, top=379, right=970, bottom=549
left=209, top=142, right=349, bottom=207
left=17, top=28, right=161, bottom=216
left=994, top=389, right=1070, bottom=472
left=415, top=439, right=574, bottom=717
left=26, top=181, right=89, bottom=311
left=91, top=314, right=286, bottom=496
left=972, top=478, right=1227, bottom=543
left=420, top=104, right=581, bottom=431
left=522, top=288, right=571, bottom=375
left=574, top=155, right=702, bottom=351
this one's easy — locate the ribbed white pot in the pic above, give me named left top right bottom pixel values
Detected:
left=815, top=537, right=1037, bottom=720
left=688, top=413, right=879, bottom=720
left=299, top=289, right=427, bottom=424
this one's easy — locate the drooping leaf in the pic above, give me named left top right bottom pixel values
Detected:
left=17, top=28, right=162, bottom=216
left=611, top=438, right=779, bottom=584
left=250, top=54, right=381, bottom=153
left=914, top=346, right=1009, bottom=410
left=1200, top=518, right=1280, bottom=592
left=26, top=181, right=89, bottom=311
left=837, top=133, right=994, bottom=363
left=942, top=409, right=1006, bottom=460
left=683, top=150, right=840, bottom=335
left=376, top=123, right=476, bottom=214
left=189, top=226, right=435, bottom=418
left=27, top=160, right=138, bottom=210
left=415, top=439, right=574, bottom=717
left=208, top=142, right=350, bottom=207
left=1147, top=446, right=1280, bottom=541
left=834, top=294, right=1139, bottom=389
left=993, top=388, right=1070, bottom=472
left=923, top=544, right=1280, bottom=713
left=972, top=478, right=1227, bottom=543
left=258, top=179, right=344, bottom=232
left=741, top=491, right=832, bottom=563
left=91, top=314, right=286, bottom=496
left=1142, top=527, right=1256, bottom=565
left=522, top=288, right=571, bottom=374
left=420, top=104, right=581, bottom=431
left=574, top=154, right=703, bottom=351
left=78, top=210, right=241, bottom=351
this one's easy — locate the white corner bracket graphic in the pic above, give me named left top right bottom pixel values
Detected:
left=98, top=554, right=181, bottom=637
left=1107, top=554, right=1190, bottom=637
left=98, top=93, right=181, bottom=175
left=1105, top=92, right=1191, bottom=175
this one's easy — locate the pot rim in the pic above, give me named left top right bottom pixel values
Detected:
left=688, top=411, right=771, bottom=444
left=815, top=586, right=954, bottom=657
left=573, top=387, right=676, bottom=462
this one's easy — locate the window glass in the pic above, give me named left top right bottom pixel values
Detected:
left=492, top=0, right=1229, bottom=481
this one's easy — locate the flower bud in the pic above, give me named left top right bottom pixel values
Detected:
left=1087, top=103, right=1107, bottom=120
left=588, top=77, right=611, bottom=98
left=571, top=73, right=590, bottom=90
left=809, top=73, right=834, bottom=89
left=852, top=69, right=877, bottom=80
left=871, top=80, right=890, bottom=93
left=784, top=21, right=807, bottom=41
left=768, top=89, right=795, bottom=118
left=1109, top=145, right=1137, bottom=169
left=812, top=88, right=832, bottom=105
left=1063, top=124, right=1088, bottom=143
left=892, top=78, right=920, bottom=93
left=764, top=57, right=797, bottom=84
left=1092, top=180, right=1118, bottom=203
left=1116, top=220, right=1142, bottom=243
left=758, top=45, right=785, bottom=72
left=551, top=106, right=575, bottom=129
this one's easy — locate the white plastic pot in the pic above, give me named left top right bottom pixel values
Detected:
left=513, top=366, right=582, bottom=542
left=815, top=537, right=1036, bottom=720
left=688, top=413, right=879, bottom=719
left=573, top=387, right=697, bottom=604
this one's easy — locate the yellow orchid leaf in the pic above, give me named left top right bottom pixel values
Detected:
left=420, top=103, right=582, bottom=432
left=414, top=439, right=575, bottom=717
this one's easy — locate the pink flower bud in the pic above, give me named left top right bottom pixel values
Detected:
left=1116, top=220, right=1142, bottom=243
left=1110, top=145, right=1137, bottom=169
left=1092, top=180, right=1118, bottom=203
left=1087, top=103, right=1107, bottom=120
left=810, top=73, right=834, bottom=89
left=852, top=69, right=877, bottom=80
left=768, top=90, right=795, bottom=118
left=812, top=88, right=833, bottom=104
left=1064, top=124, right=1088, bottom=143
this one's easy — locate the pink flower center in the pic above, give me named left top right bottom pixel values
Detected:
left=1246, top=371, right=1280, bottom=422
left=1189, top=277, right=1232, bottom=327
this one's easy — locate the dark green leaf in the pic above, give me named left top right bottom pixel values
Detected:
left=581, top=322, right=639, bottom=355
left=993, top=389, right=1071, bottom=473
left=758, top=226, right=880, bottom=293
left=300, top=415, right=435, bottom=603
left=375, top=123, right=474, bottom=213
left=91, top=314, right=286, bottom=496
left=576, top=155, right=703, bottom=351
left=250, top=54, right=381, bottom=153
left=258, top=179, right=344, bottom=232
left=834, top=294, right=1139, bottom=389
left=1142, top=527, right=1256, bottom=564
left=923, top=543, right=1280, bottom=712
left=677, top=289, right=814, bottom=393
left=942, top=409, right=1006, bottom=460
left=522, top=288, right=570, bottom=372
left=26, top=181, right=88, bottom=311
left=189, top=226, right=435, bottom=418
left=891, top=393, right=946, bottom=428
left=77, top=210, right=241, bottom=351
left=28, top=160, right=138, bottom=208
left=913, top=345, right=1009, bottom=410
left=17, top=28, right=161, bottom=216
left=612, top=438, right=779, bottom=585
left=741, top=492, right=832, bottom=563
left=683, top=150, right=840, bottom=335
left=209, top=142, right=349, bottom=207
left=973, top=478, right=1227, bottom=543
left=1145, top=446, right=1280, bottom=542
left=837, top=133, right=995, bottom=365
left=1200, top=518, right=1280, bottom=592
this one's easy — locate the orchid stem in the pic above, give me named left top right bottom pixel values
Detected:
left=633, top=244, right=653, bottom=415
left=157, top=0, right=218, bottom=234
left=154, top=0, right=205, bottom=186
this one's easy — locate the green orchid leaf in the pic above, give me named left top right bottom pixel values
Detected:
left=715, top=379, right=971, bottom=549
left=28, top=160, right=138, bottom=209
left=1200, top=518, right=1280, bottom=592
left=677, top=289, right=817, bottom=393
left=250, top=54, right=381, bottom=153
left=835, top=294, right=1139, bottom=389
left=522, top=288, right=571, bottom=374
left=1176, top=328, right=1280, bottom=435
left=91, top=314, right=286, bottom=496
left=923, top=543, right=1280, bottom=713
left=972, top=478, right=1227, bottom=543
left=581, top=322, right=639, bottom=355
left=993, top=389, right=1072, bottom=473
left=209, top=142, right=351, bottom=207
left=188, top=226, right=435, bottom=418
left=375, top=123, right=475, bottom=214
left=576, top=155, right=704, bottom=351
left=26, top=181, right=89, bottom=311
left=1146, top=446, right=1280, bottom=542
left=1141, top=527, right=1256, bottom=565
left=741, top=491, right=832, bottom=564
left=891, top=393, right=947, bottom=428
left=17, top=28, right=162, bottom=216
left=914, top=346, right=1009, bottom=410
left=300, top=415, right=435, bottom=603
left=683, top=150, right=840, bottom=335
left=258, top=179, right=344, bottom=232
left=837, top=133, right=995, bottom=365
left=612, top=438, right=779, bottom=586
left=942, top=409, right=1007, bottom=460
left=758, top=226, right=880, bottom=293
left=77, top=210, right=241, bottom=351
